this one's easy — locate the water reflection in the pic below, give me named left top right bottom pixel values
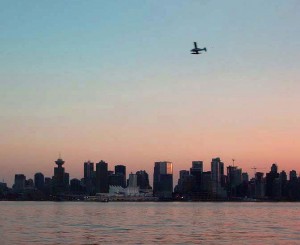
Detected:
left=0, top=202, right=299, bottom=244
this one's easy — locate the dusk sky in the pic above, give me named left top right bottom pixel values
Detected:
left=1, top=0, right=300, bottom=186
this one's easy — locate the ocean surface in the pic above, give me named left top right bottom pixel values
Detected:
left=0, top=201, right=299, bottom=244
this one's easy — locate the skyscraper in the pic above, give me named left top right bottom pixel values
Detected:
left=127, top=173, right=139, bottom=195
left=96, top=160, right=109, bottom=193
left=190, top=161, right=203, bottom=192
left=266, top=164, right=279, bottom=198
left=136, top=170, right=152, bottom=190
left=84, top=161, right=94, bottom=180
left=115, top=165, right=126, bottom=188
left=211, top=157, right=226, bottom=198
left=84, top=161, right=95, bottom=194
left=53, top=157, right=69, bottom=193
left=13, top=174, right=26, bottom=192
left=153, top=161, right=173, bottom=198
left=34, top=172, right=45, bottom=191
left=227, top=166, right=242, bottom=197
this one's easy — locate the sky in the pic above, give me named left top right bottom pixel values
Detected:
left=1, top=0, right=300, bottom=187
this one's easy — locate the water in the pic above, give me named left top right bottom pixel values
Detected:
left=0, top=202, right=299, bottom=244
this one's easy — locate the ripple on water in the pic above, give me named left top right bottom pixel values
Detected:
left=0, top=202, right=300, bottom=244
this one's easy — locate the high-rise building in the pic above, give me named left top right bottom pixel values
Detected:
left=211, top=158, right=226, bottom=198
left=53, top=157, right=69, bottom=193
left=115, top=165, right=126, bottom=188
left=84, top=161, right=94, bottom=180
left=14, top=174, right=26, bottom=192
left=191, top=161, right=203, bottom=172
left=127, top=173, right=139, bottom=195
left=255, top=172, right=265, bottom=198
left=242, top=172, right=249, bottom=183
left=227, top=166, right=242, bottom=197
left=266, top=164, right=279, bottom=198
left=153, top=161, right=173, bottom=198
left=175, top=170, right=194, bottom=196
left=84, top=161, right=95, bottom=194
left=190, top=161, right=203, bottom=192
left=70, top=178, right=82, bottom=194
left=109, top=173, right=124, bottom=187
left=96, top=160, right=109, bottom=193
left=271, top=163, right=278, bottom=173
left=136, top=170, right=152, bottom=189
left=289, top=170, right=297, bottom=181
left=34, top=172, right=45, bottom=190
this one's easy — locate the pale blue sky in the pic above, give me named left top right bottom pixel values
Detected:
left=1, top=0, right=300, bottom=185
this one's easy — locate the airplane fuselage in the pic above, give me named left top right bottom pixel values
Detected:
left=191, top=42, right=207, bottom=54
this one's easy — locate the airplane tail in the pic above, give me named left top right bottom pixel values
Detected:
left=204, top=47, right=207, bottom=52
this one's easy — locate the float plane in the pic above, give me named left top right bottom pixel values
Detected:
left=191, top=42, right=207, bottom=54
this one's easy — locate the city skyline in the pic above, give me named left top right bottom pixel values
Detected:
left=2, top=155, right=300, bottom=202
left=1, top=154, right=299, bottom=188
left=1, top=1, right=300, bottom=187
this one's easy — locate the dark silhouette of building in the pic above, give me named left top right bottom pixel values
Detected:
left=288, top=170, right=299, bottom=200
left=211, top=158, right=226, bottom=198
left=153, top=161, right=173, bottom=198
left=190, top=161, right=203, bottom=192
left=83, top=161, right=95, bottom=195
left=13, top=174, right=26, bottom=192
left=84, top=161, right=94, bottom=179
left=70, top=178, right=83, bottom=194
left=226, top=166, right=242, bottom=197
left=136, top=170, right=152, bottom=190
left=53, top=158, right=69, bottom=193
left=279, top=170, right=288, bottom=198
left=174, top=170, right=195, bottom=198
left=265, top=163, right=279, bottom=199
left=96, top=160, right=109, bottom=193
left=109, top=173, right=124, bottom=187
left=34, top=172, right=45, bottom=191
left=254, top=172, right=265, bottom=198
left=115, top=165, right=126, bottom=188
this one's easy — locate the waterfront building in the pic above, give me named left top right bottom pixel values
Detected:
left=242, top=172, right=249, bottom=183
left=115, top=165, right=126, bottom=188
left=136, top=170, right=152, bottom=190
left=279, top=170, right=288, bottom=198
left=288, top=170, right=299, bottom=200
left=53, top=157, right=69, bottom=193
left=0, top=182, right=8, bottom=197
left=153, top=161, right=173, bottom=198
left=175, top=170, right=195, bottom=197
left=96, top=160, right=109, bottom=193
left=289, top=170, right=297, bottom=181
left=254, top=172, right=265, bottom=198
left=190, top=161, right=203, bottom=192
left=13, top=174, right=26, bottom=192
left=201, top=171, right=212, bottom=199
left=227, top=166, right=242, bottom=197
left=84, top=161, right=94, bottom=179
left=266, top=163, right=279, bottom=198
left=34, top=172, right=45, bottom=191
left=26, top=179, right=34, bottom=188
left=126, top=173, right=139, bottom=195
left=83, top=161, right=95, bottom=195
left=211, top=158, right=226, bottom=198
left=109, top=173, right=124, bottom=187
left=70, top=178, right=82, bottom=194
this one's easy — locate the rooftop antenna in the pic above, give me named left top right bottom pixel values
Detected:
left=232, top=159, right=235, bottom=167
